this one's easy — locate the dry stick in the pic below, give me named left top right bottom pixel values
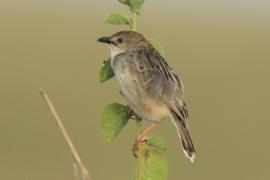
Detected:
left=40, top=89, right=91, bottom=180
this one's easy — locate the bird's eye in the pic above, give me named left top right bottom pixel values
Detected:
left=117, top=38, right=123, bottom=44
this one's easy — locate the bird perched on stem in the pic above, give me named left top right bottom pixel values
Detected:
left=98, top=30, right=195, bottom=163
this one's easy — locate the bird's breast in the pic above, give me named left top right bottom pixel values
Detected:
left=111, top=57, right=169, bottom=122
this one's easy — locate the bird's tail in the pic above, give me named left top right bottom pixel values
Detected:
left=171, top=110, right=196, bottom=163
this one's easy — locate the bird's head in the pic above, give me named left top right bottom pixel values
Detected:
left=98, top=30, right=147, bottom=58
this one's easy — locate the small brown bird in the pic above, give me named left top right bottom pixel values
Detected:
left=98, top=30, right=195, bottom=162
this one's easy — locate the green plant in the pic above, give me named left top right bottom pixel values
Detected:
left=99, top=1, right=168, bottom=180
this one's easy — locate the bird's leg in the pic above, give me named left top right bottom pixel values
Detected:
left=132, top=121, right=160, bottom=157
left=136, top=123, right=158, bottom=141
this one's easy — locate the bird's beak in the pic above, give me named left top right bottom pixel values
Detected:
left=97, top=36, right=113, bottom=44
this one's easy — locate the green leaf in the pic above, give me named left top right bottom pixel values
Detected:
left=105, top=12, right=131, bottom=25
left=129, top=0, right=145, bottom=14
left=99, top=59, right=114, bottom=83
left=141, top=151, right=168, bottom=180
left=101, top=103, right=129, bottom=143
left=149, top=38, right=165, bottom=58
left=118, top=0, right=130, bottom=6
left=147, top=135, right=167, bottom=152
left=136, top=148, right=168, bottom=180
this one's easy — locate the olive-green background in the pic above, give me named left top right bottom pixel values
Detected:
left=1, top=0, right=269, bottom=179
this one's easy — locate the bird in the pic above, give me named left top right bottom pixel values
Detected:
left=98, top=30, right=195, bottom=163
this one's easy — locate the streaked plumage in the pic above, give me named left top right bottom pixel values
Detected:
left=98, top=30, right=195, bottom=162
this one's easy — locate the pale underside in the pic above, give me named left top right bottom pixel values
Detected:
left=110, top=45, right=188, bottom=123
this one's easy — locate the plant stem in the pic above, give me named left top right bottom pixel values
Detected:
left=136, top=142, right=150, bottom=180
left=131, top=12, right=137, bottom=31
left=40, top=89, right=91, bottom=180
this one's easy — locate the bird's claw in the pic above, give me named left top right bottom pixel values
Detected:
left=132, top=136, right=148, bottom=158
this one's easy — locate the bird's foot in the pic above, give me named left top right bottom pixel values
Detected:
left=132, top=135, right=148, bottom=158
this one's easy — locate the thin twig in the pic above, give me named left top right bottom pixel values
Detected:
left=130, top=12, right=137, bottom=31
left=73, top=163, right=81, bottom=180
left=40, top=89, right=91, bottom=180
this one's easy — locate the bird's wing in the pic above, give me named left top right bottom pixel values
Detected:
left=125, top=46, right=188, bottom=120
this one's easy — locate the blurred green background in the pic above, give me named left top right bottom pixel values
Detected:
left=1, top=0, right=270, bottom=179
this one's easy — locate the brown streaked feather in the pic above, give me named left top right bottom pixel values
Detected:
left=170, top=109, right=195, bottom=162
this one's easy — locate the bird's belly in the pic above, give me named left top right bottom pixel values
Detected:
left=114, top=67, right=168, bottom=122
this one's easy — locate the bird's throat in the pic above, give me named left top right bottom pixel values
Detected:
left=108, top=45, right=126, bottom=59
